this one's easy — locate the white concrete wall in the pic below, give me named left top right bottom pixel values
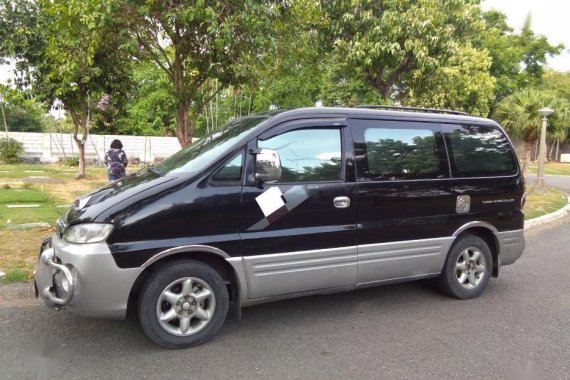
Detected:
left=5, top=132, right=182, bottom=163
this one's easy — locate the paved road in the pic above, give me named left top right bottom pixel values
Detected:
left=1, top=217, right=569, bottom=380
left=526, top=174, right=570, bottom=192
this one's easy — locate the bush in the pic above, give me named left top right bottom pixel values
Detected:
left=0, top=137, right=24, bottom=164
left=60, top=155, right=79, bottom=167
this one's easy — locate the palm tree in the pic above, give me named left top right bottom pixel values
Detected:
left=494, top=89, right=569, bottom=177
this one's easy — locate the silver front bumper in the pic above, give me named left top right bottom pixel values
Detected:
left=35, top=235, right=143, bottom=319
left=35, top=247, right=75, bottom=308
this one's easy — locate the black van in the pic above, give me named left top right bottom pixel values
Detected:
left=35, top=106, right=525, bottom=348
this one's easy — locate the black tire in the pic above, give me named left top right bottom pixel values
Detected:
left=137, top=260, right=229, bottom=348
left=438, top=234, right=493, bottom=299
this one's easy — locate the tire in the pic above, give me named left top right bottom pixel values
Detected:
left=137, top=260, right=229, bottom=348
left=438, top=234, right=493, bottom=299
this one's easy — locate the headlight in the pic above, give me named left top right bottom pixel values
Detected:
left=64, top=223, right=114, bottom=244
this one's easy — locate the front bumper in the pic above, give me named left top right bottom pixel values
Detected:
left=35, top=235, right=143, bottom=319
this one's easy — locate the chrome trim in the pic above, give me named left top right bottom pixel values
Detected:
left=452, top=221, right=498, bottom=237
left=242, top=246, right=357, bottom=299
left=40, top=249, right=75, bottom=305
left=141, top=245, right=230, bottom=268
left=357, top=237, right=454, bottom=285
left=496, top=229, right=525, bottom=266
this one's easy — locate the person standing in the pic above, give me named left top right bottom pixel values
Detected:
left=104, top=139, right=128, bottom=181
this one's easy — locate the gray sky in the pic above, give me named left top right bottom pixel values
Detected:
left=1, top=1, right=568, bottom=86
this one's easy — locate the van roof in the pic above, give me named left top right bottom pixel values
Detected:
left=257, top=107, right=498, bottom=127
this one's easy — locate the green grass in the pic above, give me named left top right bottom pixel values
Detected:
left=0, top=187, right=63, bottom=227
left=524, top=187, right=568, bottom=220
left=0, top=163, right=107, bottom=180
left=528, top=162, right=570, bottom=176
left=0, top=268, right=30, bottom=284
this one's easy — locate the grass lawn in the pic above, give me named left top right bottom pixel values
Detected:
left=0, top=163, right=568, bottom=284
left=524, top=186, right=568, bottom=220
left=528, top=162, right=570, bottom=176
left=0, top=163, right=108, bottom=283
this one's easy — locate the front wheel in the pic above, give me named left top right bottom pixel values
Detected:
left=137, top=260, right=229, bottom=348
left=438, top=235, right=493, bottom=299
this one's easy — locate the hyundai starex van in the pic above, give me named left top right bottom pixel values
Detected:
left=35, top=106, right=526, bottom=348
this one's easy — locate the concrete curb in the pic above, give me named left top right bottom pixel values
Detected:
left=2, top=197, right=569, bottom=302
left=524, top=196, right=570, bottom=230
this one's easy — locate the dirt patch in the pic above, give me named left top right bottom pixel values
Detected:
left=21, top=176, right=65, bottom=184
left=46, top=178, right=106, bottom=204
left=0, top=228, right=53, bottom=276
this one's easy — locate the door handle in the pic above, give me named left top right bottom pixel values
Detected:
left=333, top=196, right=351, bottom=209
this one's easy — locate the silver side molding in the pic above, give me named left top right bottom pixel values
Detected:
left=141, top=244, right=230, bottom=268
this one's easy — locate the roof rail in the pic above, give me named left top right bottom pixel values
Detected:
left=354, top=105, right=469, bottom=116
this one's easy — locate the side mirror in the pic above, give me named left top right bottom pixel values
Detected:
left=255, top=148, right=282, bottom=183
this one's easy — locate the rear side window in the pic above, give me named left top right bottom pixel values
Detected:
left=443, top=124, right=518, bottom=177
left=352, top=119, right=448, bottom=181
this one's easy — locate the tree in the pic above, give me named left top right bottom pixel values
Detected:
left=0, top=0, right=132, bottom=178
left=480, top=11, right=564, bottom=108
left=321, top=0, right=486, bottom=101
left=249, top=0, right=324, bottom=111
left=405, top=43, right=496, bottom=116
left=118, top=0, right=287, bottom=147
left=0, top=85, right=45, bottom=132
left=494, top=89, right=570, bottom=176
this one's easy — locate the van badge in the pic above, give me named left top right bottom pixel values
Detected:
left=456, top=195, right=470, bottom=214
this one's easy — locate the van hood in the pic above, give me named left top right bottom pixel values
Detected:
left=64, top=170, right=176, bottom=225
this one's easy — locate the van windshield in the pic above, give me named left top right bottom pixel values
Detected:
left=153, top=116, right=268, bottom=176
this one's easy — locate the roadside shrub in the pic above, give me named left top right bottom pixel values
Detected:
left=0, top=137, right=24, bottom=164
left=60, top=155, right=79, bottom=167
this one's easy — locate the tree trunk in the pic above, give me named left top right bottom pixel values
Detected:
left=67, top=100, right=89, bottom=179
left=175, top=94, right=191, bottom=148
left=77, top=142, right=86, bottom=178
left=555, top=140, right=560, bottom=162
left=522, top=140, right=533, bottom=178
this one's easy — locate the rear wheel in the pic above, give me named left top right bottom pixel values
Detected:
left=438, top=235, right=492, bottom=299
left=137, top=260, right=229, bottom=348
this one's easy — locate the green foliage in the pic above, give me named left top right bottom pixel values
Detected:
left=405, top=43, right=496, bottom=116
left=60, top=156, right=80, bottom=167
left=107, top=60, right=176, bottom=137
left=321, top=0, right=486, bottom=100
left=0, top=88, right=47, bottom=132
left=0, top=137, right=24, bottom=163
left=494, top=89, right=570, bottom=174
left=480, top=11, right=564, bottom=106
left=0, top=0, right=133, bottom=177
left=117, top=0, right=288, bottom=145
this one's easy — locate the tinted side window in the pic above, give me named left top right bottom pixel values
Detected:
left=443, top=124, right=517, bottom=177
left=258, top=128, right=342, bottom=182
left=213, top=152, right=243, bottom=181
left=353, top=120, right=447, bottom=181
